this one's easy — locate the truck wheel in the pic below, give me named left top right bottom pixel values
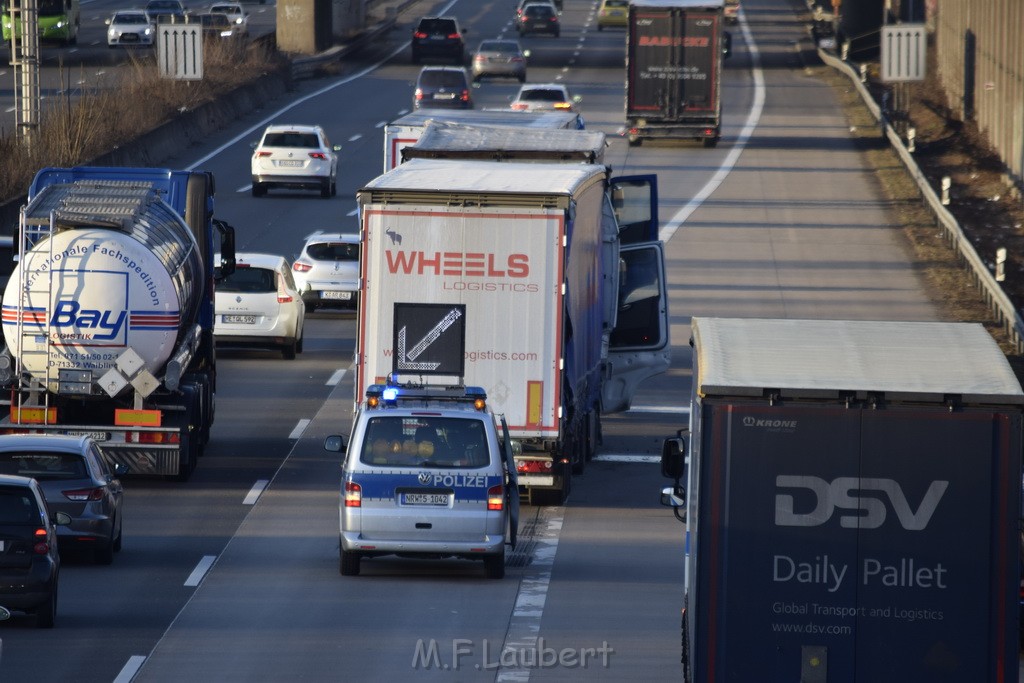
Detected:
left=184, top=373, right=212, bottom=448
left=570, top=432, right=585, bottom=476
left=340, top=546, right=361, bottom=576
left=483, top=547, right=505, bottom=579
left=171, top=385, right=200, bottom=482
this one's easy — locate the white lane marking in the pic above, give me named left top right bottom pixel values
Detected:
left=243, top=480, right=269, bottom=505
left=375, top=120, right=387, bottom=128
left=289, top=419, right=310, bottom=439
left=594, top=454, right=660, bottom=463
left=497, top=508, right=563, bottom=683
left=113, top=655, right=147, bottom=683
left=628, top=404, right=691, bottom=415
left=659, top=11, right=763, bottom=243
left=184, top=555, right=217, bottom=587
left=348, top=134, right=361, bottom=142
left=327, top=368, right=347, bottom=386
left=236, top=184, right=252, bottom=193
left=346, top=208, right=358, bottom=216
left=186, top=0, right=463, bottom=171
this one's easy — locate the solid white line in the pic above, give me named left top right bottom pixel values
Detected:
left=243, top=480, right=269, bottom=505
left=659, top=12, right=764, bottom=243
left=593, top=454, right=660, bottom=463
left=628, top=404, right=691, bottom=415
left=496, top=509, right=563, bottom=683
left=375, top=120, right=387, bottom=128
left=346, top=208, right=358, bottom=216
left=184, top=555, right=217, bottom=587
left=326, top=368, right=346, bottom=386
left=348, top=134, right=361, bottom=142
left=289, top=419, right=310, bottom=439
left=236, top=184, right=252, bottom=193
left=112, top=655, right=147, bottom=683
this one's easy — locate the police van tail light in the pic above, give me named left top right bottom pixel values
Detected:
left=344, top=481, right=362, bottom=508
left=487, top=484, right=504, bottom=511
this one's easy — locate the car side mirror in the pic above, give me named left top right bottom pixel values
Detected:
left=324, top=435, right=347, bottom=454
left=573, top=95, right=583, bottom=104
left=661, top=436, right=686, bottom=480
left=113, top=463, right=130, bottom=477
left=54, top=511, right=72, bottom=526
left=660, top=486, right=685, bottom=508
left=723, top=31, right=732, bottom=59
left=333, top=145, right=342, bottom=151
left=105, top=18, right=111, bottom=25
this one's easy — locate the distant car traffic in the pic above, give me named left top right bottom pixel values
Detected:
left=214, top=253, right=306, bottom=359
left=195, top=11, right=244, bottom=39
left=516, top=3, right=560, bottom=37
left=145, top=0, right=186, bottom=22
left=411, top=16, right=466, bottom=64
left=0, top=475, right=67, bottom=627
left=471, top=39, right=529, bottom=83
left=105, top=10, right=155, bottom=47
left=0, top=435, right=127, bottom=565
left=292, top=233, right=360, bottom=310
left=250, top=124, right=340, bottom=198
left=597, top=0, right=629, bottom=30
left=208, top=1, right=247, bottom=34
left=510, top=82, right=581, bottom=112
left=515, top=0, right=559, bottom=19
left=413, top=66, right=474, bottom=110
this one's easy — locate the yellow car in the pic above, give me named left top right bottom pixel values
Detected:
left=597, top=0, right=629, bottom=30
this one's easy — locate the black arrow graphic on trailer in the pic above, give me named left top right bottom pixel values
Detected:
left=396, top=308, right=463, bottom=370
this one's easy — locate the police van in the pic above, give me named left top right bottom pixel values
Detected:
left=324, top=382, right=519, bottom=578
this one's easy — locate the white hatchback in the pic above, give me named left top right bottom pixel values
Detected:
left=214, top=253, right=306, bottom=359
left=208, top=1, right=248, bottom=35
left=106, top=10, right=155, bottom=48
left=250, top=124, right=340, bottom=198
left=292, top=233, right=360, bottom=310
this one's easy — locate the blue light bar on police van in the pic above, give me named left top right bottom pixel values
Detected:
left=365, top=382, right=487, bottom=410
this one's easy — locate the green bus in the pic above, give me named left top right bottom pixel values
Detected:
left=2, top=0, right=80, bottom=45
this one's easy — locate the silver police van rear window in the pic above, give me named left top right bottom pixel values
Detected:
left=361, top=416, right=489, bottom=468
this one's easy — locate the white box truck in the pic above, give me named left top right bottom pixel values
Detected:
left=356, top=159, right=670, bottom=503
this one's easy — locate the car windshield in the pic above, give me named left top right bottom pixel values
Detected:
left=480, top=41, right=517, bottom=52
left=262, top=132, right=320, bottom=148
left=519, top=88, right=566, bottom=102
left=211, top=4, right=239, bottom=13
left=0, top=489, right=40, bottom=525
left=525, top=5, right=554, bottom=16
left=605, top=0, right=628, bottom=6
left=420, top=70, right=467, bottom=88
left=116, top=13, right=150, bottom=23
left=307, top=242, right=358, bottom=261
left=201, top=13, right=229, bottom=26
left=218, top=266, right=276, bottom=293
left=148, top=1, right=180, bottom=9
left=0, top=453, right=87, bottom=481
left=360, top=417, right=490, bottom=469
left=418, top=19, right=456, bottom=34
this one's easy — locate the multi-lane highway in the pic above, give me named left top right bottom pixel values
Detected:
left=0, top=0, right=960, bottom=680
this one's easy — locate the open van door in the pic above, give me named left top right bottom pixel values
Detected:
left=500, top=416, right=519, bottom=549
left=603, top=241, right=670, bottom=413
left=610, top=174, right=658, bottom=244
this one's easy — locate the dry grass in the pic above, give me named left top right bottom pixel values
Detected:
left=0, top=39, right=285, bottom=200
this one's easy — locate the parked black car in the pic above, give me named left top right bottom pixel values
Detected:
left=411, top=16, right=467, bottom=64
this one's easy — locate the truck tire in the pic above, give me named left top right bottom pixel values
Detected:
left=483, top=547, right=505, bottom=579
left=340, top=545, right=361, bottom=576
left=570, top=430, right=585, bottom=476
left=171, top=385, right=200, bottom=482
left=183, top=373, right=212, bottom=448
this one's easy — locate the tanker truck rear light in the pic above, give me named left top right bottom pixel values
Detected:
left=487, top=484, right=504, bottom=510
left=126, top=431, right=178, bottom=445
left=517, top=460, right=553, bottom=474
left=344, top=481, right=362, bottom=507
left=703, top=128, right=715, bottom=137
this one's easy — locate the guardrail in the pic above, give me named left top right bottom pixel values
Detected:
left=817, top=47, right=1024, bottom=354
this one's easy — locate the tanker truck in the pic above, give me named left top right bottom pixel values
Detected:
left=0, top=167, right=236, bottom=481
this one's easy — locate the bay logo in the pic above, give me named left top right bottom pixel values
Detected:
left=50, top=301, right=126, bottom=341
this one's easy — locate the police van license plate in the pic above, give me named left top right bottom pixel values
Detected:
left=402, top=493, right=449, bottom=506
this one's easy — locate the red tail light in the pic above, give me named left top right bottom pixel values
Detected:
left=414, top=88, right=424, bottom=101
left=517, top=460, right=553, bottom=474
left=308, top=152, right=327, bottom=160
left=126, top=431, right=179, bottom=444
left=278, top=293, right=294, bottom=303
left=510, top=102, right=529, bottom=110
left=460, top=90, right=470, bottom=102
left=256, top=151, right=272, bottom=157
left=446, top=32, right=460, bottom=39
left=413, top=31, right=427, bottom=38
left=344, top=481, right=362, bottom=508
left=487, top=484, right=504, bottom=511
left=473, top=54, right=485, bottom=62
left=33, top=528, right=49, bottom=555
left=293, top=261, right=312, bottom=273
left=63, top=487, right=104, bottom=502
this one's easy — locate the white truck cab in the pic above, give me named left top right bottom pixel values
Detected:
left=324, top=382, right=519, bottom=578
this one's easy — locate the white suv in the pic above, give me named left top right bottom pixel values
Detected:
left=250, top=124, right=340, bottom=198
left=292, top=232, right=360, bottom=310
